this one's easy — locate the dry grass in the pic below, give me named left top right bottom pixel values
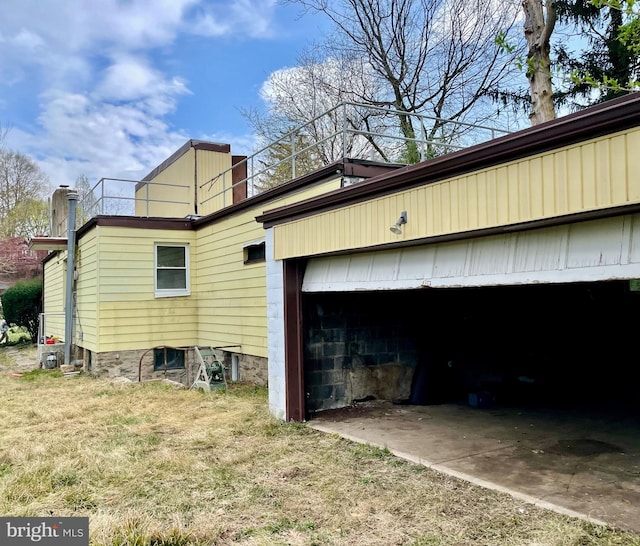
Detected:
left=0, top=346, right=639, bottom=546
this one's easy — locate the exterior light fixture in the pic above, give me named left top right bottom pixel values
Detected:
left=390, top=211, right=407, bottom=235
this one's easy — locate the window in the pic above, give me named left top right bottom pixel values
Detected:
left=155, top=243, right=190, bottom=297
left=153, top=347, right=185, bottom=371
left=243, top=240, right=265, bottom=264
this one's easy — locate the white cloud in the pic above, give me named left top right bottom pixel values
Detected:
left=0, top=0, right=283, bottom=191
left=190, top=0, right=278, bottom=38
left=94, top=56, right=190, bottom=107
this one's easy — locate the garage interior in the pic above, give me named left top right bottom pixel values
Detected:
left=303, top=280, right=640, bottom=417
left=302, top=280, right=640, bottom=532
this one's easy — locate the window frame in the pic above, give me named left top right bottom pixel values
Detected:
left=243, top=239, right=266, bottom=265
left=154, top=243, right=190, bottom=298
left=153, top=347, right=186, bottom=371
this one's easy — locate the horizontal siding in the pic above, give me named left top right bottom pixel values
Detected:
left=194, top=180, right=341, bottom=359
left=135, top=148, right=194, bottom=217
left=274, top=127, right=640, bottom=260
left=76, top=229, right=98, bottom=351
left=195, top=208, right=267, bottom=357
left=94, top=226, right=198, bottom=351
left=43, top=255, right=66, bottom=340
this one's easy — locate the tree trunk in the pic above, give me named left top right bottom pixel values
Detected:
left=522, top=0, right=557, bottom=124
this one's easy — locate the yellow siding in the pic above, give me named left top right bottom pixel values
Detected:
left=134, top=147, right=236, bottom=218
left=195, top=176, right=344, bottom=358
left=196, top=209, right=268, bottom=357
left=134, top=149, right=195, bottom=217
left=273, top=127, right=640, bottom=260
left=196, top=150, right=234, bottom=216
left=95, top=226, right=198, bottom=351
left=75, top=228, right=98, bottom=351
left=43, top=253, right=66, bottom=340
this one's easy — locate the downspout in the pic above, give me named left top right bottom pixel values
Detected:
left=64, top=191, right=78, bottom=366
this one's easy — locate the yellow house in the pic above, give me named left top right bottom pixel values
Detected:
left=37, top=137, right=401, bottom=384
left=35, top=94, right=640, bottom=424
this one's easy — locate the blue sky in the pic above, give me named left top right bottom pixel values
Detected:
left=0, top=0, right=328, bottom=189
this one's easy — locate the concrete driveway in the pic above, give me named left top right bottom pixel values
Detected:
left=308, top=401, right=640, bottom=534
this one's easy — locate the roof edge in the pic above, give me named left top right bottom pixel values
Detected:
left=257, top=93, right=640, bottom=227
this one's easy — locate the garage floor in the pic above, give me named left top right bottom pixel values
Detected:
left=308, top=401, right=640, bottom=534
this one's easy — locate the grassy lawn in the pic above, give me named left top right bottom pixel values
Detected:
left=0, top=346, right=639, bottom=546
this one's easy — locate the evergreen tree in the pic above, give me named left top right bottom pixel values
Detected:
left=555, top=0, right=639, bottom=109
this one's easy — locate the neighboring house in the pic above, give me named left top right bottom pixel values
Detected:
left=0, top=237, right=48, bottom=284
left=35, top=94, right=640, bottom=423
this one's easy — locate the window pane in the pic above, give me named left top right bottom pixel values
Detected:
left=154, top=348, right=185, bottom=370
left=157, top=269, right=186, bottom=290
left=157, top=246, right=185, bottom=268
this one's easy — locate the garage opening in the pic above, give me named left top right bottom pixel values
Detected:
left=302, top=280, right=640, bottom=418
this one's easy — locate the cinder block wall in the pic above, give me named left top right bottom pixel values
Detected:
left=303, top=293, right=418, bottom=413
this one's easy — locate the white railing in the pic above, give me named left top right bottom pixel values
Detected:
left=74, top=102, right=511, bottom=223
left=198, top=102, right=511, bottom=209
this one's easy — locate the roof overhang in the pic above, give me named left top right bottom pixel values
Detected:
left=257, top=92, right=640, bottom=229
left=29, top=236, right=68, bottom=251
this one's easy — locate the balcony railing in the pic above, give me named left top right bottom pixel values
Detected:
left=75, top=102, right=511, bottom=223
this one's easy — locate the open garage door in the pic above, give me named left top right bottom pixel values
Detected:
left=303, top=214, right=640, bottom=293
left=300, top=214, right=640, bottom=416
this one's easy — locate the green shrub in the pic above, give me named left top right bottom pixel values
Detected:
left=1, top=278, right=42, bottom=341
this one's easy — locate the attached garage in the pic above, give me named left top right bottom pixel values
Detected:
left=259, top=93, right=640, bottom=423
left=300, top=213, right=640, bottom=416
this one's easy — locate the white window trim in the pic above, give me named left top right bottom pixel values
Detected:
left=154, top=243, right=190, bottom=298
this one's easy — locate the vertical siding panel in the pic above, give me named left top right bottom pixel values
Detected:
left=542, top=154, right=555, bottom=215
left=596, top=138, right=612, bottom=207
left=441, top=182, right=452, bottom=233
left=466, top=174, right=479, bottom=230
left=529, top=157, right=544, bottom=218
left=582, top=142, right=597, bottom=209
left=432, top=184, right=443, bottom=234
left=554, top=150, right=569, bottom=214
left=416, top=190, right=427, bottom=234
left=426, top=186, right=435, bottom=235
left=446, top=179, right=460, bottom=231
left=496, top=166, right=510, bottom=224
left=486, top=169, right=498, bottom=226
left=518, top=161, right=530, bottom=220
left=507, top=164, right=520, bottom=222
left=628, top=130, right=640, bottom=202
left=457, top=178, right=469, bottom=231
left=610, top=134, right=628, bottom=204
left=567, top=146, right=583, bottom=211
left=476, top=171, right=488, bottom=228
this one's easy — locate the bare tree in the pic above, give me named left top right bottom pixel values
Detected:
left=0, top=149, right=51, bottom=238
left=284, top=0, right=523, bottom=162
left=523, top=0, right=558, bottom=124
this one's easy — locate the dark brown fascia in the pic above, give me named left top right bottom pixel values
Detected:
left=257, top=92, right=640, bottom=229
left=44, top=216, right=193, bottom=262
left=135, top=139, right=232, bottom=191
left=68, top=159, right=395, bottom=243
left=75, top=216, right=194, bottom=240
left=192, top=158, right=403, bottom=229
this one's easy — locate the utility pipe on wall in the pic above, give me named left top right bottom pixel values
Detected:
left=64, top=191, right=78, bottom=366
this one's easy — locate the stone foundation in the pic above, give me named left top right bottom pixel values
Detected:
left=85, top=347, right=268, bottom=388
